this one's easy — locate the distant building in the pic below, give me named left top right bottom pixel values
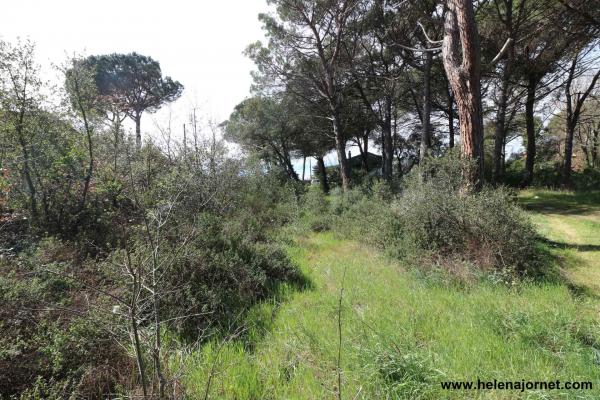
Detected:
left=312, top=151, right=383, bottom=188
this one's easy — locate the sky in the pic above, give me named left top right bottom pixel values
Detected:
left=1, top=0, right=390, bottom=178
left=0, top=0, right=269, bottom=137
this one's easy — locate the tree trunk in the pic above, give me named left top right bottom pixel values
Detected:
left=128, top=269, right=148, bottom=400
left=16, top=109, right=37, bottom=220
left=442, top=0, right=485, bottom=189
left=285, top=157, right=300, bottom=181
left=281, top=141, right=300, bottom=181
left=302, top=156, right=306, bottom=181
left=493, top=63, right=510, bottom=183
left=317, top=156, right=329, bottom=194
left=522, top=76, right=537, bottom=187
left=382, top=100, right=393, bottom=180
left=561, top=63, right=577, bottom=187
left=592, top=122, right=599, bottom=167
left=357, top=137, right=368, bottom=171
left=332, top=114, right=351, bottom=191
left=447, top=90, right=455, bottom=149
left=135, top=113, right=142, bottom=150
left=420, top=51, right=433, bottom=162
left=561, top=57, right=600, bottom=186
left=562, top=121, right=576, bottom=186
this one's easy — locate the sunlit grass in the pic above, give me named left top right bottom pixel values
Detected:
left=180, top=221, right=600, bottom=399
left=519, top=189, right=600, bottom=298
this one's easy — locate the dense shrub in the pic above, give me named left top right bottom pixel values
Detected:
left=0, top=151, right=306, bottom=398
left=316, top=155, right=545, bottom=279
left=504, top=159, right=600, bottom=190
left=0, top=240, right=132, bottom=399
left=152, top=213, right=304, bottom=338
left=387, top=156, right=543, bottom=276
left=298, top=186, right=333, bottom=232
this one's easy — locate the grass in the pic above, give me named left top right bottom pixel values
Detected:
left=519, top=190, right=600, bottom=297
left=178, top=190, right=600, bottom=399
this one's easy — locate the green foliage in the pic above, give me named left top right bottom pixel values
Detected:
left=147, top=212, right=305, bottom=338
left=299, top=186, right=333, bottom=232
left=77, top=52, right=183, bottom=116
left=392, top=157, right=543, bottom=277
left=505, top=159, right=600, bottom=190
left=370, top=345, right=440, bottom=399
left=181, top=231, right=600, bottom=400
left=311, top=155, right=547, bottom=279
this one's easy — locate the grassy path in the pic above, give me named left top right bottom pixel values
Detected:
left=519, top=190, right=600, bottom=297
left=182, top=192, right=600, bottom=399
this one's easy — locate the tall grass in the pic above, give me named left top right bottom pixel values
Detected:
left=179, top=232, right=600, bottom=399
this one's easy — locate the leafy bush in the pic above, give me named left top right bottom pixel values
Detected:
left=388, top=155, right=543, bottom=277
left=298, top=186, right=333, bottom=232
left=322, top=155, right=545, bottom=279
left=0, top=244, right=131, bottom=399
left=504, top=158, right=600, bottom=190
left=150, top=212, right=304, bottom=339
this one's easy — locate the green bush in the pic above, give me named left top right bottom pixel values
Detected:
left=504, top=158, right=600, bottom=190
left=387, top=155, right=543, bottom=277
left=298, top=186, right=333, bottom=232
left=324, top=155, right=545, bottom=279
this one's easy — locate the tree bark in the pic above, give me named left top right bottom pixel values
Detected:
left=382, top=101, right=393, bottom=180
left=522, top=75, right=537, bottom=187
left=562, top=59, right=578, bottom=187
left=442, top=0, right=485, bottom=189
left=447, top=89, right=455, bottom=149
left=135, top=112, right=142, bottom=150
left=420, top=51, right=433, bottom=162
left=332, top=114, right=351, bottom=191
left=561, top=54, right=600, bottom=187
left=493, top=63, right=510, bottom=183
left=563, top=121, right=576, bottom=186
left=317, top=155, right=330, bottom=194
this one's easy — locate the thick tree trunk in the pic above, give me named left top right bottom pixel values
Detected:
left=281, top=142, right=300, bottom=181
left=317, top=156, right=329, bottom=194
left=442, top=0, right=485, bottom=189
left=285, top=157, right=300, bottom=181
left=522, top=76, right=537, bottom=187
left=420, top=51, right=433, bottom=162
left=357, top=137, right=368, bottom=171
left=562, top=64, right=577, bottom=187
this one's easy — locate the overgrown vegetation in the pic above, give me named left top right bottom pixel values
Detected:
left=297, top=155, right=547, bottom=282
left=2, top=0, right=600, bottom=398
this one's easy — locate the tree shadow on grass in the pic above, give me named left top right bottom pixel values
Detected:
left=519, top=191, right=600, bottom=216
left=179, top=262, right=315, bottom=352
left=541, top=238, right=600, bottom=252
left=564, top=281, right=600, bottom=300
